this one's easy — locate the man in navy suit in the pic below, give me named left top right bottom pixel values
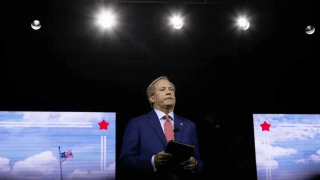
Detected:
left=119, top=76, right=203, bottom=180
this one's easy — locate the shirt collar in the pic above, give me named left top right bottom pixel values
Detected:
left=153, top=108, right=174, bottom=121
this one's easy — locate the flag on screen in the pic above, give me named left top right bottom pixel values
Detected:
left=61, top=150, right=73, bottom=163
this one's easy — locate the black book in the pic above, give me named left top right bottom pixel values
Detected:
left=165, top=140, right=195, bottom=163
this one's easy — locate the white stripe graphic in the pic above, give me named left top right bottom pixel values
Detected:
left=263, top=132, right=271, bottom=180
left=276, top=124, right=320, bottom=130
left=101, top=136, right=103, bottom=171
left=268, top=138, right=271, bottom=180
left=276, top=124, right=320, bottom=127
left=276, top=127, right=320, bottom=130
left=0, top=125, right=92, bottom=127
left=0, top=122, right=92, bottom=128
left=0, top=122, right=92, bottom=124
left=264, top=136, right=272, bottom=180
left=104, top=136, right=107, bottom=171
left=265, top=136, right=268, bottom=180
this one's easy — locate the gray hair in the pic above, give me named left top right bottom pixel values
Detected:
left=147, top=76, right=175, bottom=108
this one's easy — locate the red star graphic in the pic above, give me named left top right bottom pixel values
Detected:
left=98, top=119, right=109, bottom=130
left=260, top=121, right=271, bottom=131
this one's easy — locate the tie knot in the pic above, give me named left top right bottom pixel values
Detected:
left=164, top=115, right=170, bottom=120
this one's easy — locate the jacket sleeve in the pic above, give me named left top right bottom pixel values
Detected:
left=119, top=119, right=155, bottom=174
left=119, top=119, right=140, bottom=172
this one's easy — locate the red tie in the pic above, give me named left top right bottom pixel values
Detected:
left=164, top=115, right=174, bottom=142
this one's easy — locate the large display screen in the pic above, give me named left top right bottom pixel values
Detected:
left=253, top=114, right=320, bottom=180
left=0, top=111, right=115, bottom=180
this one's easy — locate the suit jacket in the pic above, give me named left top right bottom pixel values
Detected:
left=119, top=109, right=204, bottom=180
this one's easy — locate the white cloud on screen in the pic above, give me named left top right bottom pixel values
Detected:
left=296, top=158, right=309, bottom=164
left=0, top=151, right=59, bottom=180
left=296, top=148, right=320, bottom=164
left=11, top=151, right=57, bottom=175
left=255, top=139, right=298, bottom=170
left=66, top=162, right=115, bottom=180
left=310, top=154, right=320, bottom=162
left=0, top=150, right=114, bottom=180
left=0, top=157, right=11, bottom=172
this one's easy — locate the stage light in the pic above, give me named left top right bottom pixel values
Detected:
left=306, top=25, right=315, bottom=35
left=31, top=20, right=41, bottom=30
left=98, top=11, right=115, bottom=28
left=170, top=16, right=183, bottom=29
left=237, top=18, right=250, bottom=30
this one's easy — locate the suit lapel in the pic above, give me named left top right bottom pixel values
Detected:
left=147, top=110, right=167, bottom=147
left=147, top=109, right=185, bottom=147
left=173, top=114, right=184, bottom=143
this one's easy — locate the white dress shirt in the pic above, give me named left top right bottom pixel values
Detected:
left=151, top=108, right=174, bottom=172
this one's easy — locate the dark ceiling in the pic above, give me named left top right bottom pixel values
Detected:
left=1, top=0, right=319, bottom=115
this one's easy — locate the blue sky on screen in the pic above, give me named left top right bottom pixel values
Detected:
left=253, top=114, right=320, bottom=180
left=0, top=111, right=116, bottom=180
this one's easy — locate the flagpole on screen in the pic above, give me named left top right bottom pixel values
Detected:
left=59, top=146, right=63, bottom=180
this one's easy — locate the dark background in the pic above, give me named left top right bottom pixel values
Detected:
left=1, top=0, right=319, bottom=179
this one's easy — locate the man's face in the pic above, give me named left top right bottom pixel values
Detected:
left=150, top=79, right=176, bottom=110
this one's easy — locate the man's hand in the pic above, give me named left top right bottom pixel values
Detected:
left=180, top=157, right=197, bottom=171
left=154, top=151, right=173, bottom=169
